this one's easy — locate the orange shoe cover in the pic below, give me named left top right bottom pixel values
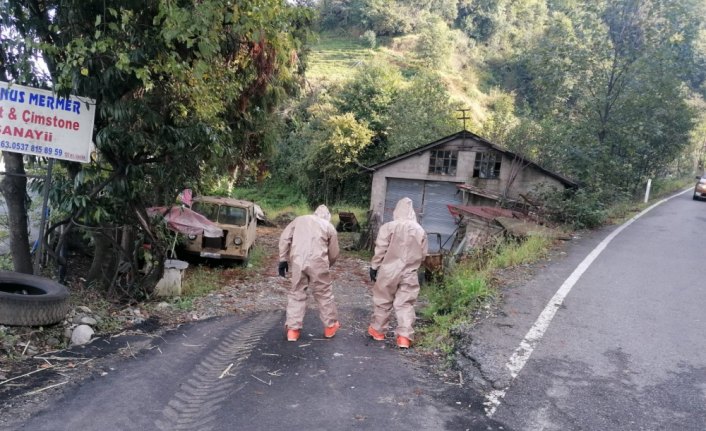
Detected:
left=286, top=328, right=300, bottom=342
left=324, top=321, right=341, bottom=338
left=396, top=335, right=411, bottom=349
left=367, top=326, right=385, bottom=341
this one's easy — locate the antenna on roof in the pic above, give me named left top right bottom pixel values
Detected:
left=457, top=108, right=472, bottom=148
left=456, top=108, right=471, bottom=132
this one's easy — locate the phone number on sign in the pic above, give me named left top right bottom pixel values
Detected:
left=0, top=140, right=63, bottom=156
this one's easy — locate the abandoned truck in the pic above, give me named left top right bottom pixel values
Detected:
left=181, top=196, right=257, bottom=264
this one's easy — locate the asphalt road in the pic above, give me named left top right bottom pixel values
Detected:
left=486, top=190, right=706, bottom=430
left=12, top=305, right=505, bottom=430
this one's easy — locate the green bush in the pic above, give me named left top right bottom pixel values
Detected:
left=490, top=236, right=550, bottom=269
left=0, top=254, right=12, bottom=271
left=235, top=181, right=308, bottom=214
left=650, top=176, right=693, bottom=198
left=181, top=266, right=222, bottom=298
left=539, top=188, right=607, bottom=229
left=361, top=30, right=376, bottom=48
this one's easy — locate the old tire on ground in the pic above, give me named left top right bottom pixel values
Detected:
left=0, top=271, right=70, bottom=326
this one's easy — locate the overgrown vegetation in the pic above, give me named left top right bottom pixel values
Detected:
left=180, top=266, right=223, bottom=299
left=235, top=181, right=310, bottom=219
left=1, top=0, right=705, bottom=303
left=418, top=235, right=551, bottom=353
left=1, top=0, right=314, bottom=295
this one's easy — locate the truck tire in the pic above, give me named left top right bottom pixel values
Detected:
left=0, top=271, right=70, bottom=326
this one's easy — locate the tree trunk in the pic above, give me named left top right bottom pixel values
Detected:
left=86, top=226, right=118, bottom=288
left=0, top=152, right=33, bottom=273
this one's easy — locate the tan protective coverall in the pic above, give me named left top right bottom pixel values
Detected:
left=370, top=198, right=427, bottom=340
left=279, top=205, right=340, bottom=330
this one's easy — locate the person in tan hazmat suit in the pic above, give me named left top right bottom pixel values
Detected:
left=367, top=197, right=427, bottom=348
left=278, top=205, right=341, bottom=342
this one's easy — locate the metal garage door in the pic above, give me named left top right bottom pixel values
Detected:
left=383, top=178, right=461, bottom=252
left=421, top=181, right=461, bottom=252
left=383, top=178, right=423, bottom=223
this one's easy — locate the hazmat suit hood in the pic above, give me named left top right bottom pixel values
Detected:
left=392, top=198, right=417, bottom=222
left=279, top=204, right=339, bottom=268
left=314, top=205, right=332, bottom=222
left=371, top=197, right=427, bottom=272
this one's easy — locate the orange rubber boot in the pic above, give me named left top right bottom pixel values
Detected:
left=367, top=326, right=385, bottom=341
left=286, top=328, right=301, bottom=342
left=324, top=321, right=341, bottom=338
left=396, top=335, right=411, bottom=349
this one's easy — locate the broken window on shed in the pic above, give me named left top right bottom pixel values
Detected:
left=428, top=150, right=458, bottom=175
left=473, top=151, right=502, bottom=179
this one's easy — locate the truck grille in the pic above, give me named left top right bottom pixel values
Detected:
left=202, top=235, right=225, bottom=250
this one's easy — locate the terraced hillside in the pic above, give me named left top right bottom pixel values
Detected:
left=305, top=34, right=376, bottom=84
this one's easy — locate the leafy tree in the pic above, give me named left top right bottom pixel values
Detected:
left=457, top=0, right=547, bottom=54
left=308, top=113, right=374, bottom=176
left=519, top=0, right=698, bottom=196
left=360, top=30, right=377, bottom=48
left=480, top=92, right=518, bottom=146
left=318, top=0, right=365, bottom=30
left=457, top=0, right=503, bottom=43
left=357, top=0, right=417, bottom=36
left=281, top=97, right=373, bottom=204
left=1, top=0, right=312, bottom=294
left=336, top=61, right=402, bottom=133
left=416, top=17, right=454, bottom=67
left=386, top=72, right=459, bottom=156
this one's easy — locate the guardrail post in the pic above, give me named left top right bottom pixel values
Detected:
left=644, top=178, right=652, bottom=203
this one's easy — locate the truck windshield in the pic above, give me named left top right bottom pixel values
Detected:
left=192, top=202, right=219, bottom=222
left=219, top=206, right=247, bottom=226
left=192, top=202, right=247, bottom=226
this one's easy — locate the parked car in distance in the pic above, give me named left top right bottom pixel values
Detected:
left=181, top=196, right=257, bottom=263
left=694, top=176, right=706, bottom=200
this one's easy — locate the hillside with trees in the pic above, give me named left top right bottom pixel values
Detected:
left=1, top=0, right=705, bottom=297
left=277, top=0, right=706, bottom=211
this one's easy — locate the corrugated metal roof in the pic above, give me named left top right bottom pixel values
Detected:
left=447, top=204, right=524, bottom=221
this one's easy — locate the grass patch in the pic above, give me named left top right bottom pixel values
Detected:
left=234, top=181, right=310, bottom=221
left=604, top=199, right=643, bottom=224
left=235, top=181, right=307, bottom=211
left=307, top=34, right=376, bottom=83
left=90, top=301, right=125, bottom=334
left=650, top=176, right=693, bottom=198
left=605, top=176, right=693, bottom=225
left=488, top=236, right=550, bottom=270
left=245, top=244, right=267, bottom=270
left=417, top=235, right=551, bottom=353
left=180, top=265, right=222, bottom=298
left=234, top=180, right=369, bottom=229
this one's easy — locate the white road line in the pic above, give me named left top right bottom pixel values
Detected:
left=484, top=188, right=690, bottom=417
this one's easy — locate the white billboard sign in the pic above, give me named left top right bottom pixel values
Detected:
left=0, top=81, right=96, bottom=163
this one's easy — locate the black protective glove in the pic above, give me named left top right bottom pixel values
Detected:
left=278, top=261, right=289, bottom=277
left=369, top=267, right=377, bottom=282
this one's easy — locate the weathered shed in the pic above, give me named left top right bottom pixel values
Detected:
left=369, top=130, right=576, bottom=251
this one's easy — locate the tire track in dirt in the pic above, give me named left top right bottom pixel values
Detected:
left=154, top=312, right=280, bottom=431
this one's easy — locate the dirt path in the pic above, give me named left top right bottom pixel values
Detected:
left=0, top=225, right=411, bottom=428
left=180, top=226, right=373, bottom=320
